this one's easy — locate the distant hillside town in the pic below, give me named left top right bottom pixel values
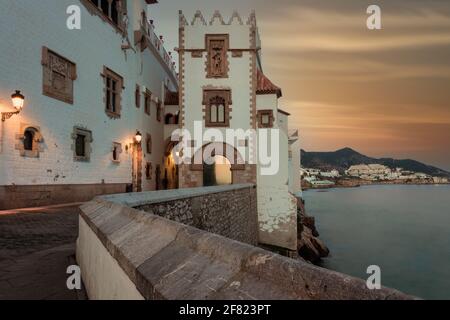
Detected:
left=301, top=163, right=449, bottom=188
left=301, top=148, right=450, bottom=178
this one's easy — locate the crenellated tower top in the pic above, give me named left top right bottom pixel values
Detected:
left=178, top=10, right=257, bottom=28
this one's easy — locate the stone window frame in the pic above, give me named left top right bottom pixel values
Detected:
left=135, top=84, right=141, bottom=108
left=72, top=127, right=93, bottom=162
left=257, top=110, right=274, bottom=128
left=145, top=162, right=153, bottom=180
left=101, top=66, right=124, bottom=119
left=156, top=100, right=162, bottom=122
left=15, top=124, right=44, bottom=158
left=111, top=142, right=123, bottom=163
left=146, top=133, right=152, bottom=154
left=42, top=47, right=77, bottom=104
left=80, top=0, right=128, bottom=34
left=203, top=89, right=232, bottom=128
left=205, top=34, right=230, bottom=79
left=144, top=89, right=152, bottom=116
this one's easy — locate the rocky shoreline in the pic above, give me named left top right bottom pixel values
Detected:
left=302, top=177, right=450, bottom=191
left=296, top=198, right=330, bottom=263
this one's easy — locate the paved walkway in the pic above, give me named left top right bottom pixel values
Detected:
left=0, top=204, right=84, bottom=300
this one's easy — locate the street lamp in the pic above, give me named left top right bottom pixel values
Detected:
left=135, top=131, right=142, bottom=144
left=2, top=90, right=25, bottom=122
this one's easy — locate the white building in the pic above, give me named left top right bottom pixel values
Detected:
left=174, top=10, right=299, bottom=252
left=0, top=0, right=180, bottom=210
left=346, top=164, right=393, bottom=180
left=320, top=169, right=340, bottom=178
left=0, top=4, right=301, bottom=253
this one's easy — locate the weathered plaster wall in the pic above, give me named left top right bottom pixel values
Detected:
left=77, top=217, right=144, bottom=300
left=77, top=187, right=415, bottom=300
left=289, top=137, right=302, bottom=196
left=255, top=109, right=297, bottom=250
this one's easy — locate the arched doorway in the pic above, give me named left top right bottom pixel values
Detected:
left=203, top=155, right=232, bottom=187
left=162, top=139, right=179, bottom=190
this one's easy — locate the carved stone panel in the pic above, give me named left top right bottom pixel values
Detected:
left=205, top=34, right=229, bottom=78
left=42, top=47, right=76, bottom=104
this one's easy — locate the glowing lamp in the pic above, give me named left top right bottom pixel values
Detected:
left=135, top=131, right=143, bottom=143
left=2, top=90, right=25, bottom=121
left=11, top=90, right=25, bottom=110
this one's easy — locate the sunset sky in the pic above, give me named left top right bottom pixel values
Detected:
left=150, top=0, right=450, bottom=170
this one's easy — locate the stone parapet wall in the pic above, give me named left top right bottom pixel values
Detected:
left=77, top=185, right=415, bottom=300
left=134, top=184, right=258, bottom=246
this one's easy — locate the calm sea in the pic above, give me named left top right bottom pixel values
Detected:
left=303, top=184, right=450, bottom=300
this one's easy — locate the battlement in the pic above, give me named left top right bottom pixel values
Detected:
left=179, top=10, right=257, bottom=28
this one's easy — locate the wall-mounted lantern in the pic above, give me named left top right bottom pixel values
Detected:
left=135, top=131, right=142, bottom=144
left=2, top=90, right=25, bottom=122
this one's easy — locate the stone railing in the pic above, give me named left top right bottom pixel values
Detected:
left=76, top=184, right=415, bottom=300
left=136, top=20, right=178, bottom=86
left=100, top=184, right=258, bottom=246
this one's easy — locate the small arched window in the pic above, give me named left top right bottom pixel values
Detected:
left=17, top=126, right=43, bottom=158
left=209, top=96, right=226, bottom=124
left=112, top=142, right=122, bottom=163
left=203, top=89, right=231, bottom=127
left=146, top=134, right=152, bottom=154
left=23, top=129, right=34, bottom=151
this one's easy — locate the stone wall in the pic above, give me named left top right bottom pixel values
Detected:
left=133, top=184, right=258, bottom=246
left=77, top=188, right=415, bottom=300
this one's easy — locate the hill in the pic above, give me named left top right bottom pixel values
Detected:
left=301, top=148, right=450, bottom=177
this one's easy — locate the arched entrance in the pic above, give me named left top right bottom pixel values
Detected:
left=162, top=139, right=179, bottom=190
left=203, top=155, right=232, bottom=187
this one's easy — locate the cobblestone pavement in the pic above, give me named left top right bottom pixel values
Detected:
left=0, top=204, right=83, bottom=300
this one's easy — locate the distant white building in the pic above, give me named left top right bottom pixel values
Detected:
left=346, top=164, right=391, bottom=178
left=433, top=177, right=449, bottom=184
left=300, top=168, right=321, bottom=177
left=320, top=169, right=340, bottom=178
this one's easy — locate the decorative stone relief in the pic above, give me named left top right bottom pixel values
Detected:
left=205, top=34, right=229, bottom=78
left=42, top=47, right=76, bottom=104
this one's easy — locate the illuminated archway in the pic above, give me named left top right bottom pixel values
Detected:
left=203, top=155, right=232, bottom=186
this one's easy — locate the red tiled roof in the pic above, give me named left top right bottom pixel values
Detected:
left=165, top=90, right=179, bottom=106
left=256, top=69, right=282, bottom=98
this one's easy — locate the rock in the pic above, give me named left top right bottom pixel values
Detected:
left=296, top=197, right=330, bottom=263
